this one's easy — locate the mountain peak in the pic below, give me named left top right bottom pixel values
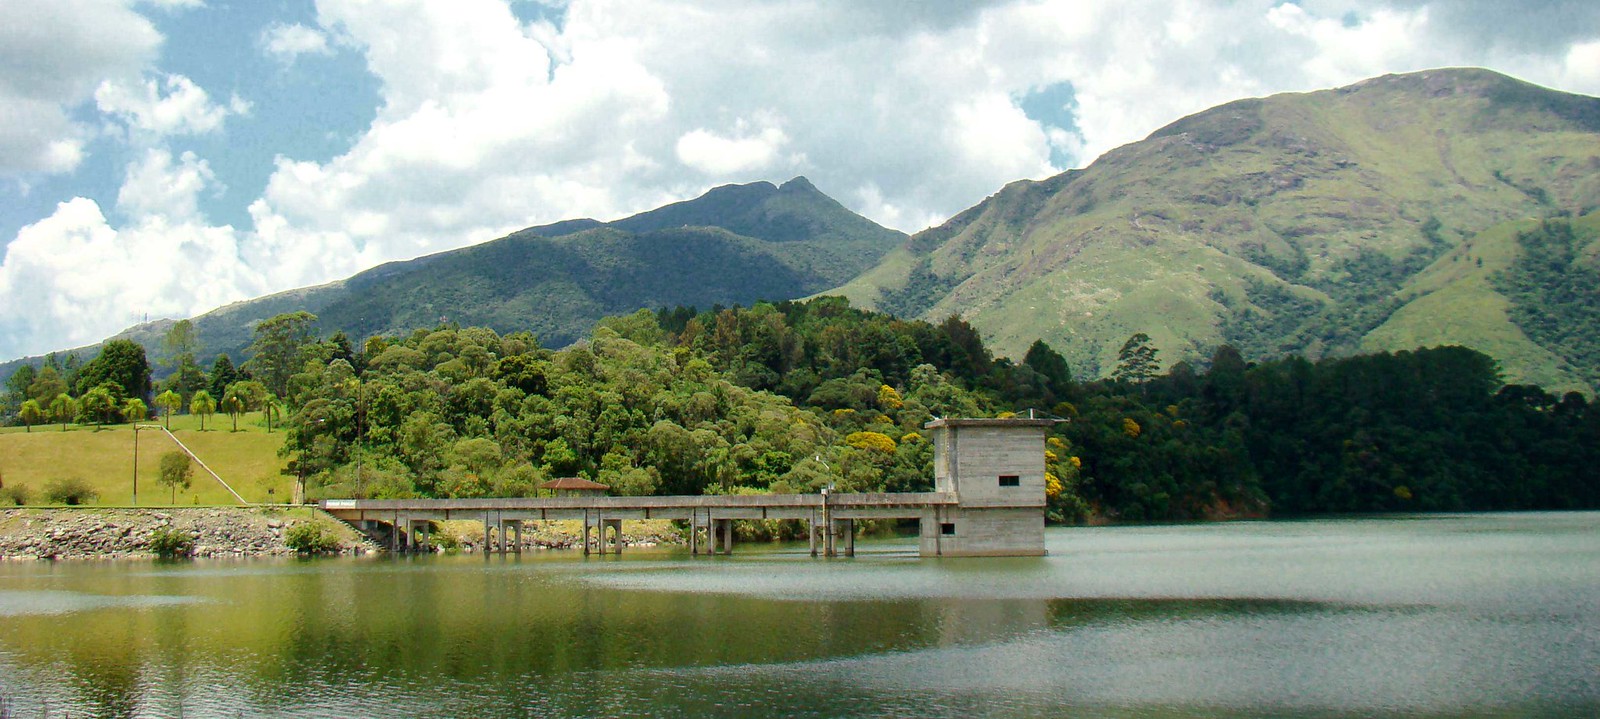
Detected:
left=780, top=176, right=819, bottom=193
left=836, top=66, right=1600, bottom=393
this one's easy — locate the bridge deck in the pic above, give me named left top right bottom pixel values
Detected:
left=321, top=492, right=957, bottom=522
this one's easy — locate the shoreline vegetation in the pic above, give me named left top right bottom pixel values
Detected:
left=4, top=298, right=1597, bottom=538
left=0, top=507, right=688, bottom=561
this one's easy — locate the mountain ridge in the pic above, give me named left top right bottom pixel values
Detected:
left=0, top=176, right=905, bottom=374
left=832, top=67, right=1600, bottom=393
left=6, top=68, right=1599, bottom=398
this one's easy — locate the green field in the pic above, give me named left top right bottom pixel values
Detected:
left=0, top=411, right=291, bottom=506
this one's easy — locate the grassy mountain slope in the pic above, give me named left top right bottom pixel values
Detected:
left=1360, top=215, right=1600, bottom=392
left=836, top=68, right=1600, bottom=392
left=3, top=178, right=903, bottom=375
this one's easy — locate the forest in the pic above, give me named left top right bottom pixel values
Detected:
left=4, top=297, right=1597, bottom=521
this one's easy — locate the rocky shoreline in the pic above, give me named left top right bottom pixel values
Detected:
left=0, top=508, right=687, bottom=560
left=429, top=518, right=686, bottom=552
left=0, top=507, right=375, bottom=560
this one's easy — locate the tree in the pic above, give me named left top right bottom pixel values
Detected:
left=18, top=399, right=43, bottom=432
left=245, top=311, right=318, bottom=398
left=79, top=384, right=120, bottom=428
left=74, top=339, right=151, bottom=401
left=190, top=390, right=217, bottom=431
left=49, top=393, right=77, bottom=431
left=4, top=365, right=36, bottom=407
left=209, top=353, right=240, bottom=400
left=1113, top=333, right=1160, bottom=384
left=1023, top=339, right=1073, bottom=394
left=220, top=384, right=249, bottom=432
left=27, top=366, right=67, bottom=404
left=158, top=451, right=193, bottom=504
left=155, top=390, right=183, bottom=429
left=162, top=353, right=208, bottom=403
left=160, top=319, right=199, bottom=368
left=123, top=397, right=149, bottom=422
left=939, top=314, right=993, bottom=380
left=261, top=394, right=282, bottom=433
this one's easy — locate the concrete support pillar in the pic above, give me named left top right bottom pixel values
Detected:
left=808, top=511, right=818, bottom=557
left=390, top=513, right=401, bottom=553
left=483, top=514, right=492, bottom=555
left=845, top=518, right=855, bottom=557
left=821, top=494, right=835, bottom=557
left=687, top=511, right=698, bottom=555
left=582, top=512, right=593, bottom=556
left=511, top=521, right=522, bottom=554
left=721, top=518, right=734, bottom=555
left=603, top=519, right=622, bottom=555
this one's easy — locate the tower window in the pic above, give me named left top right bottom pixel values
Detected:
left=941, top=523, right=956, bottom=535
left=998, top=475, right=1020, bottom=487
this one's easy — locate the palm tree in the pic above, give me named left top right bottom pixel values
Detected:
left=155, top=390, right=182, bottom=430
left=80, top=385, right=117, bottom=429
left=123, top=397, right=149, bottom=423
left=220, top=386, right=247, bottom=432
left=18, top=399, right=43, bottom=433
left=262, top=395, right=282, bottom=433
left=49, top=393, right=78, bottom=431
left=190, top=390, right=217, bottom=431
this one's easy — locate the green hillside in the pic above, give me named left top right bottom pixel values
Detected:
left=2, top=177, right=903, bottom=376
left=834, top=68, right=1600, bottom=393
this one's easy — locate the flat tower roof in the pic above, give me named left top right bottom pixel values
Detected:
left=923, top=417, right=1062, bottom=429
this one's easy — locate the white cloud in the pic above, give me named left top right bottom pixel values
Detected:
left=0, top=189, right=262, bottom=357
left=0, top=142, right=263, bottom=355
left=116, top=148, right=217, bottom=218
left=94, top=73, right=235, bottom=137
left=0, top=0, right=161, bottom=174
left=676, top=118, right=794, bottom=176
left=261, top=22, right=333, bottom=63
left=1558, top=40, right=1600, bottom=95
left=6, top=0, right=1600, bottom=359
left=239, top=0, right=680, bottom=281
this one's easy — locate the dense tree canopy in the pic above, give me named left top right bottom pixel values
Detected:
left=72, top=340, right=151, bottom=402
left=2, top=295, right=1592, bottom=520
left=1495, top=218, right=1600, bottom=391
left=266, top=298, right=1597, bottom=520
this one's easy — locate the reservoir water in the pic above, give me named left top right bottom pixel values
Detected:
left=0, top=512, right=1594, bottom=717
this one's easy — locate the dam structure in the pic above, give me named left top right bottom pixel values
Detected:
left=321, top=417, right=1055, bottom=557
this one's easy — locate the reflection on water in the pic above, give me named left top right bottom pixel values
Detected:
left=0, top=513, right=1594, bottom=718
left=0, top=590, right=203, bottom=617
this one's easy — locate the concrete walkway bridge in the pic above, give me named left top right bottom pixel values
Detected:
left=321, top=417, right=1056, bottom=558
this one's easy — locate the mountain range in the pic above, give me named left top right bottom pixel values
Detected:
left=77, top=176, right=905, bottom=364
left=5, top=67, right=1598, bottom=395
left=836, top=67, right=1600, bottom=392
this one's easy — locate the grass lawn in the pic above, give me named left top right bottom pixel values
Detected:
left=0, top=411, right=292, bottom=506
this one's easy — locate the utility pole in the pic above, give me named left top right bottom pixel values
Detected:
left=132, top=424, right=139, bottom=506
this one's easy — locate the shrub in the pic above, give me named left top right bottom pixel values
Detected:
left=1, top=484, right=31, bottom=506
left=284, top=523, right=341, bottom=554
left=429, top=523, right=464, bottom=550
left=44, top=477, right=98, bottom=506
left=148, top=526, right=195, bottom=558
left=844, top=431, right=897, bottom=453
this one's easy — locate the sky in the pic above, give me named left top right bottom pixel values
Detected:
left=2, top=0, right=1599, bottom=361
